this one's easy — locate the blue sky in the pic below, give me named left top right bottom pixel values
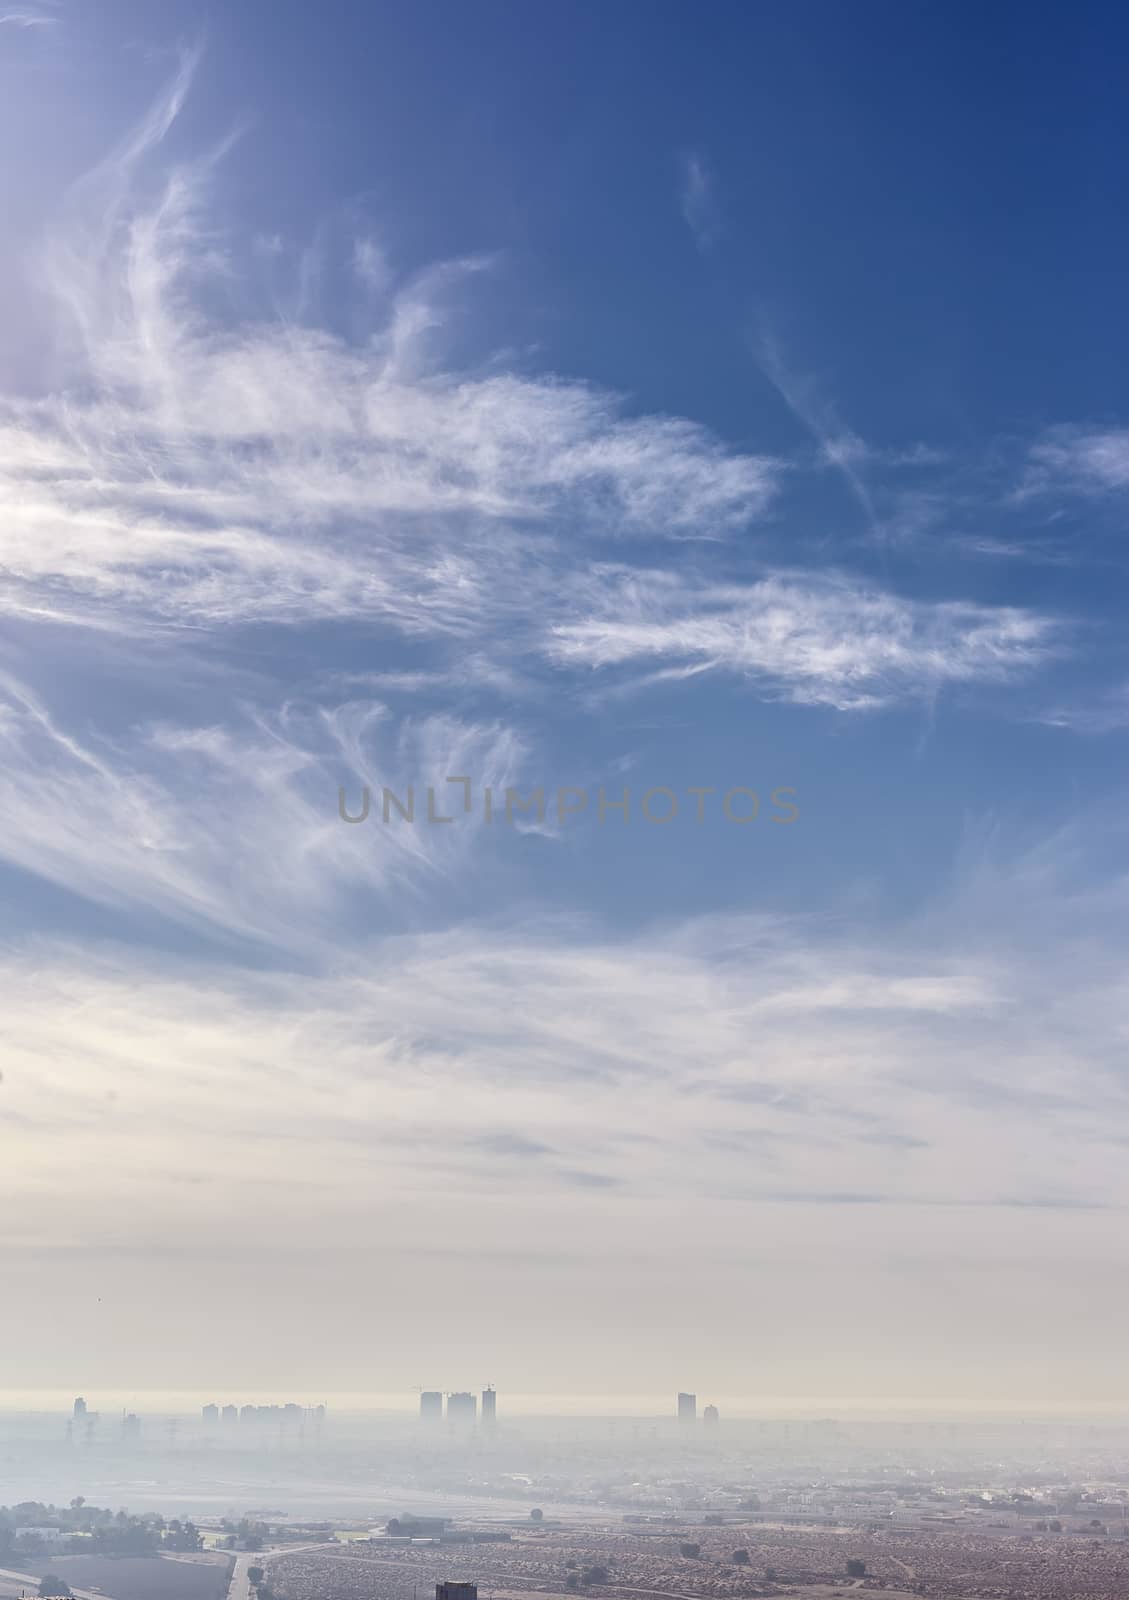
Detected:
left=3, top=2, right=1129, bottom=1405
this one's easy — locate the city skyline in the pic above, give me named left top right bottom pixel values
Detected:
left=10, top=1386, right=1128, bottom=1422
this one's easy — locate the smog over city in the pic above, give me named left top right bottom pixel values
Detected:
left=6, top=1395, right=1129, bottom=1600
left=4, top=1, right=1129, bottom=1598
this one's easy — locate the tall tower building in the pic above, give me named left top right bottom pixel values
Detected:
left=202, top=1403, right=219, bottom=1423
left=481, top=1386, right=497, bottom=1426
left=73, top=1397, right=87, bottom=1419
left=677, top=1392, right=697, bottom=1426
left=420, top=1390, right=443, bottom=1423
left=446, top=1391, right=477, bottom=1426
left=703, top=1404, right=719, bottom=1428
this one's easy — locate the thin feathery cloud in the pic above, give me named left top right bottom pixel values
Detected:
left=678, top=150, right=721, bottom=252
left=1020, top=424, right=1129, bottom=498
left=0, top=65, right=780, bottom=642
left=754, top=326, right=876, bottom=527
left=0, top=672, right=529, bottom=947
left=1036, top=680, right=1129, bottom=734
left=547, top=568, right=1062, bottom=710
left=0, top=61, right=1076, bottom=735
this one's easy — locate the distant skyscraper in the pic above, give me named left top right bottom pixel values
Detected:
left=202, top=1403, right=219, bottom=1423
left=221, top=1404, right=238, bottom=1423
left=122, top=1412, right=141, bottom=1440
left=446, top=1391, right=477, bottom=1425
left=481, top=1386, right=497, bottom=1426
left=677, top=1392, right=697, bottom=1426
left=703, top=1404, right=719, bottom=1428
left=420, top=1390, right=443, bottom=1423
left=72, top=1397, right=86, bottom=1419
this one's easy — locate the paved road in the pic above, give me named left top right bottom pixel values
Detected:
left=224, top=1542, right=332, bottom=1600
left=225, top=1553, right=259, bottom=1600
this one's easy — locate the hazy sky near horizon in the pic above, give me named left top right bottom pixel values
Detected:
left=4, top=1, right=1129, bottom=1405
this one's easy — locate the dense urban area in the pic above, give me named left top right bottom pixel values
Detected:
left=4, top=1399, right=1129, bottom=1599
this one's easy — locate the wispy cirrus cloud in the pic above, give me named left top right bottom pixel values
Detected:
left=1021, top=424, right=1129, bottom=497
left=678, top=150, right=721, bottom=252
left=0, top=56, right=1078, bottom=737
left=547, top=568, right=1062, bottom=710
left=0, top=9, right=57, bottom=25
left=0, top=62, right=780, bottom=644
left=0, top=671, right=529, bottom=947
left=1036, top=680, right=1129, bottom=734
left=0, top=364, right=779, bottom=636
left=755, top=328, right=877, bottom=525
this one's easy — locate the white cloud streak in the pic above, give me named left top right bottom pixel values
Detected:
left=755, top=329, right=877, bottom=526
left=678, top=151, right=721, bottom=252
left=0, top=673, right=528, bottom=947
left=0, top=65, right=779, bottom=643
left=1023, top=425, right=1129, bottom=496
left=547, top=569, right=1060, bottom=710
left=0, top=60, right=1070, bottom=732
